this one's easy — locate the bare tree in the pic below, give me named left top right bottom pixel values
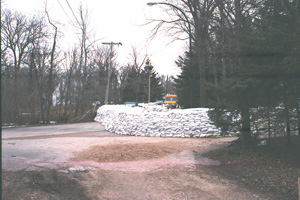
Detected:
left=62, top=49, right=77, bottom=121
left=45, top=2, right=58, bottom=123
left=147, top=0, right=218, bottom=107
left=93, top=45, right=111, bottom=104
left=129, top=46, right=148, bottom=102
left=1, top=10, right=29, bottom=123
left=160, top=75, right=175, bottom=95
left=130, top=46, right=148, bottom=73
left=1, top=9, right=46, bottom=123
left=73, top=4, right=94, bottom=117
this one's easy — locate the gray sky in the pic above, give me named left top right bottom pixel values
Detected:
left=3, top=0, right=187, bottom=76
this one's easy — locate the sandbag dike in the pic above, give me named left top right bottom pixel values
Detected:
left=94, top=105, right=221, bottom=138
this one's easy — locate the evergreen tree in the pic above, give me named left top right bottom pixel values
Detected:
left=140, top=64, right=164, bottom=103
left=122, top=65, right=143, bottom=102
left=208, top=0, right=300, bottom=145
left=174, top=52, right=200, bottom=108
left=122, top=63, right=164, bottom=103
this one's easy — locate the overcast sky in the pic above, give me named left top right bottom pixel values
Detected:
left=3, top=0, right=187, bottom=76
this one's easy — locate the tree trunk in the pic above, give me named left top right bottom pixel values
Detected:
left=268, top=106, right=271, bottom=140
left=284, top=103, right=292, bottom=145
left=241, top=107, right=252, bottom=145
left=40, top=96, right=45, bottom=124
left=13, top=54, right=20, bottom=124
left=64, top=70, right=72, bottom=122
left=46, top=34, right=56, bottom=123
left=198, top=47, right=207, bottom=107
left=218, top=0, right=227, bottom=78
left=29, top=52, right=36, bottom=124
left=45, top=9, right=57, bottom=124
left=297, top=100, right=300, bottom=136
left=234, top=0, right=242, bottom=70
left=63, top=89, right=69, bottom=122
left=212, top=56, right=218, bottom=86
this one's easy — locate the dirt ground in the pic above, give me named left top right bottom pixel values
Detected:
left=2, top=123, right=300, bottom=200
left=204, top=136, right=300, bottom=200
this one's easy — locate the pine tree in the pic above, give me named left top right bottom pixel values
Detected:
left=141, top=65, right=164, bottom=103
left=122, top=64, right=164, bottom=103
left=208, top=0, right=300, bottom=145
left=174, top=52, right=201, bottom=108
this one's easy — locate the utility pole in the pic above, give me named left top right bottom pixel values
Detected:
left=146, top=58, right=153, bottom=103
left=102, top=42, right=122, bottom=105
left=147, top=2, right=194, bottom=107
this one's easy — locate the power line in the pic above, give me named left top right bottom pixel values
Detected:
left=59, top=0, right=101, bottom=48
left=56, top=0, right=75, bottom=26
left=65, top=0, right=81, bottom=26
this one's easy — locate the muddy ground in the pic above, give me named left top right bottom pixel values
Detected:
left=2, top=122, right=300, bottom=199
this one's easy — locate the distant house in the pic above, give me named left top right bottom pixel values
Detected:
left=52, top=80, right=64, bottom=106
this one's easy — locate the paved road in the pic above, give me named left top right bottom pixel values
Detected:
left=2, top=122, right=116, bottom=139
left=2, top=122, right=119, bottom=171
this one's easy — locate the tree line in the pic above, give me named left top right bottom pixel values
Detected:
left=2, top=1, right=300, bottom=145
left=1, top=5, right=174, bottom=125
left=151, top=0, right=300, bottom=145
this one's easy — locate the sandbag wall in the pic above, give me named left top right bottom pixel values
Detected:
left=94, top=105, right=221, bottom=138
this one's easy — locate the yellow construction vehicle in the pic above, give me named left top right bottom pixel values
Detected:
left=164, top=94, right=177, bottom=108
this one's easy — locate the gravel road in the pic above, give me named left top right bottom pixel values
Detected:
left=2, top=122, right=269, bottom=199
